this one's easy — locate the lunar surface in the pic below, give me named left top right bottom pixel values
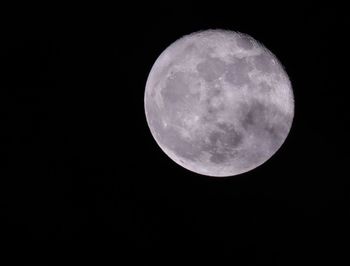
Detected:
left=144, top=29, right=294, bottom=177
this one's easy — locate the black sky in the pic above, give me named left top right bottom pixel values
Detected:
left=1, top=2, right=349, bottom=264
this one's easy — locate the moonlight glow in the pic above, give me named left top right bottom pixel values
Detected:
left=144, top=29, right=294, bottom=177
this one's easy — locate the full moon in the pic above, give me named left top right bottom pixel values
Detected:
left=144, top=29, right=294, bottom=177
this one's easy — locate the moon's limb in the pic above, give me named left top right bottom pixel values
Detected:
left=144, top=29, right=294, bottom=177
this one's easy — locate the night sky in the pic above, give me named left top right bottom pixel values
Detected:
left=1, top=3, right=349, bottom=264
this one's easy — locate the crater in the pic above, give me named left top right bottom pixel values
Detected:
left=236, top=34, right=254, bottom=50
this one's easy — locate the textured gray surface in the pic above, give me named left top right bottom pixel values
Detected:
left=145, top=30, right=294, bottom=177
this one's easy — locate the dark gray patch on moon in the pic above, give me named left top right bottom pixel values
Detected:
left=225, top=58, right=253, bottom=86
left=204, top=122, right=242, bottom=164
left=161, top=71, right=189, bottom=104
left=216, top=122, right=243, bottom=148
left=240, top=99, right=292, bottom=150
left=241, top=100, right=269, bottom=129
left=200, top=86, right=226, bottom=122
left=210, top=153, right=227, bottom=164
left=236, top=35, right=254, bottom=50
left=205, top=97, right=225, bottom=115
left=258, top=81, right=273, bottom=92
left=265, top=111, right=293, bottom=143
left=196, top=57, right=227, bottom=82
left=236, top=146, right=266, bottom=170
left=253, top=52, right=275, bottom=73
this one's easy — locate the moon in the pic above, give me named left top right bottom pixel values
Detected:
left=144, top=29, right=294, bottom=177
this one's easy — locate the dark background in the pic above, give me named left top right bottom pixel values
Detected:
left=1, top=2, right=349, bottom=264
